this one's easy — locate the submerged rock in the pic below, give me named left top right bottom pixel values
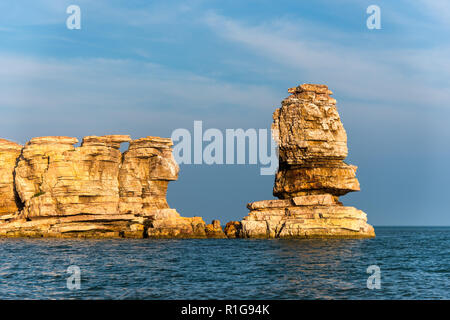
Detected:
left=233, top=84, right=375, bottom=238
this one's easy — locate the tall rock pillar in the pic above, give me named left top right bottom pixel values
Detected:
left=239, top=84, right=375, bottom=238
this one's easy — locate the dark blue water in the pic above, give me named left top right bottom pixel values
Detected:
left=0, top=227, right=448, bottom=299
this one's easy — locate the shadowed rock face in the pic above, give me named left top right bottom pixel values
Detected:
left=0, top=139, right=23, bottom=217
left=236, top=84, right=375, bottom=238
left=0, top=135, right=225, bottom=238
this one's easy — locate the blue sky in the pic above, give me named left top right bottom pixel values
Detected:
left=1, top=0, right=449, bottom=225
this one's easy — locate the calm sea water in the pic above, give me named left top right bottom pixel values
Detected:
left=0, top=227, right=448, bottom=299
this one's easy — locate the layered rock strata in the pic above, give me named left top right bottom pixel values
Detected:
left=0, top=135, right=225, bottom=238
left=238, top=84, right=375, bottom=238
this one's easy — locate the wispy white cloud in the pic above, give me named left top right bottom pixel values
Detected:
left=203, top=12, right=450, bottom=111
left=0, top=54, right=280, bottom=142
left=0, top=0, right=197, bottom=27
left=0, top=54, right=278, bottom=110
left=416, top=0, right=450, bottom=28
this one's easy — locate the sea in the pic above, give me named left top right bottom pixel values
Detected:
left=0, top=227, right=448, bottom=299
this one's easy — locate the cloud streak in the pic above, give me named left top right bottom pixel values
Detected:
left=0, top=54, right=280, bottom=143
left=204, top=12, right=450, bottom=111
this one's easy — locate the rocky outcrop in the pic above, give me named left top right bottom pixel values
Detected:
left=224, top=221, right=242, bottom=238
left=14, top=135, right=128, bottom=218
left=0, top=135, right=223, bottom=238
left=205, top=220, right=227, bottom=238
left=119, top=137, right=179, bottom=215
left=145, top=209, right=208, bottom=238
left=0, top=83, right=373, bottom=240
left=237, top=84, right=375, bottom=238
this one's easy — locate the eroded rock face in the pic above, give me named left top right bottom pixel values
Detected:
left=224, top=221, right=242, bottom=238
left=119, top=137, right=179, bottom=215
left=236, top=84, right=375, bottom=238
left=14, top=135, right=128, bottom=218
left=0, top=139, right=23, bottom=218
left=0, top=135, right=219, bottom=238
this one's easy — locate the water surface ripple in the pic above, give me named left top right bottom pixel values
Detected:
left=0, top=227, right=448, bottom=299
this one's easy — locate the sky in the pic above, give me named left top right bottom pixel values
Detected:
left=1, top=0, right=449, bottom=226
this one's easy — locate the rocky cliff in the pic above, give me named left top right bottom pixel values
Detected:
left=0, top=135, right=225, bottom=238
left=0, top=84, right=373, bottom=239
left=233, top=84, right=375, bottom=238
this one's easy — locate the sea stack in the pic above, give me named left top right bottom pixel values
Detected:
left=0, top=135, right=225, bottom=238
left=237, top=84, right=375, bottom=238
